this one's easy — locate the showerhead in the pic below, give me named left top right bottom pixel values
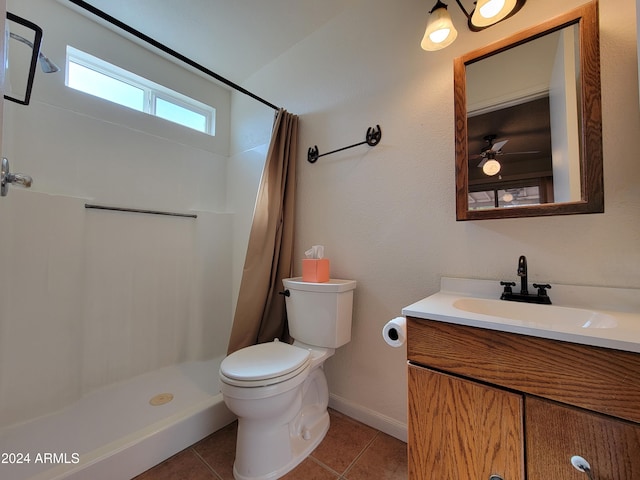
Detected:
left=9, top=32, right=60, bottom=73
left=38, top=52, right=59, bottom=73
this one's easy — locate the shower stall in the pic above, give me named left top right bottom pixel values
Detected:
left=0, top=1, right=273, bottom=478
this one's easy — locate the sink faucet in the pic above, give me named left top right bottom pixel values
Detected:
left=517, top=255, right=528, bottom=294
left=500, top=255, right=552, bottom=304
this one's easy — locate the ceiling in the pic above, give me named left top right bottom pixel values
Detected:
left=467, top=97, right=553, bottom=184
left=81, top=0, right=356, bottom=83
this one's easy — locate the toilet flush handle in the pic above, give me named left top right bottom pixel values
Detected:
left=278, top=290, right=290, bottom=297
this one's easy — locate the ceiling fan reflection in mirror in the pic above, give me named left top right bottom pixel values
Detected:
left=471, top=134, right=540, bottom=176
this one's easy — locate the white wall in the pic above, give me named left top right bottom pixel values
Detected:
left=0, top=0, right=239, bottom=427
left=227, top=94, right=274, bottom=314
left=550, top=28, right=581, bottom=203
left=5, top=0, right=231, bottom=211
left=466, top=30, right=558, bottom=112
left=236, top=0, right=640, bottom=437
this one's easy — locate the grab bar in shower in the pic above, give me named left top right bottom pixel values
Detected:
left=85, top=203, right=197, bottom=218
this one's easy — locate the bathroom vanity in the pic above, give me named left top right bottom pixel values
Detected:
left=403, top=278, right=640, bottom=479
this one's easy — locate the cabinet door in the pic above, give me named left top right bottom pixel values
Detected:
left=408, top=364, right=524, bottom=479
left=526, top=396, right=640, bottom=479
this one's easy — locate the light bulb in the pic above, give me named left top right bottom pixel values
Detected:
left=479, top=0, right=506, bottom=19
left=470, top=0, right=517, bottom=28
left=429, top=28, right=450, bottom=44
left=482, top=159, right=501, bottom=176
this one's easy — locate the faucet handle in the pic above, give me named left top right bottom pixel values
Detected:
left=500, top=281, right=516, bottom=293
left=533, top=283, right=552, bottom=296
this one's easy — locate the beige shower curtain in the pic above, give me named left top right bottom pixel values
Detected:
left=227, top=109, right=298, bottom=354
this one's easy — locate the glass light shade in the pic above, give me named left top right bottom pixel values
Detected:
left=470, top=0, right=517, bottom=28
left=421, top=6, right=458, bottom=51
left=482, top=159, right=501, bottom=176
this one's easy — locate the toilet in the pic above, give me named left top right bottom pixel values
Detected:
left=219, top=277, right=356, bottom=480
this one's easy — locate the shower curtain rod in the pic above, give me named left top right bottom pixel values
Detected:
left=67, top=0, right=280, bottom=111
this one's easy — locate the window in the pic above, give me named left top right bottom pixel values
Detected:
left=469, top=186, right=542, bottom=209
left=65, top=46, right=215, bottom=136
left=468, top=177, right=553, bottom=210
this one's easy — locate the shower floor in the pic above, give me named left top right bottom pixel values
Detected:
left=0, top=357, right=234, bottom=480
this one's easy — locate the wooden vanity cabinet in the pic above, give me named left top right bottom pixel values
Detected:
left=407, top=317, right=640, bottom=480
left=408, top=364, right=524, bottom=479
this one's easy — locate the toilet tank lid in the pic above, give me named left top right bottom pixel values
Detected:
left=283, top=278, right=356, bottom=293
left=220, top=341, right=311, bottom=382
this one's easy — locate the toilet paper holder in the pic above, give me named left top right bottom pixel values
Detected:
left=382, top=317, right=407, bottom=348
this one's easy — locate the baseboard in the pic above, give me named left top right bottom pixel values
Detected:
left=328, top=393, right=407, bottom=443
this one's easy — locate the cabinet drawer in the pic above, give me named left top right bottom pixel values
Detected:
left=526, top=396, right=640, bottom=479
left=407, top=317, right=640, bottom=423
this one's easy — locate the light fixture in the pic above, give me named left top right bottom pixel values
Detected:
left=421, top=0, right=526, bottom=51
left=421, top=1, right=458, bottom=51
left=482, top=152, right=501, bottom=176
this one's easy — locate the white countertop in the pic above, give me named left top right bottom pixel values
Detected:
left=402, top=277, right=640, bottom=353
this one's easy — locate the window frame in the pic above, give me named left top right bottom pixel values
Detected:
left=65, top=46, right=216, bottom=136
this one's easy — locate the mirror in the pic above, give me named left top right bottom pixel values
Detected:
left=4, top=12, right=43, bottom=105
left=454, top=1, right=603, bottom=220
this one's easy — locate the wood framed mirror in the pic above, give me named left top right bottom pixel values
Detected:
left=454, top=1, right=603, bottom=220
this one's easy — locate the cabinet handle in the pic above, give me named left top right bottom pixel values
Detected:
left=571, top=455, right=595, bottom=480
left=489, top=476, right=504, bottom=480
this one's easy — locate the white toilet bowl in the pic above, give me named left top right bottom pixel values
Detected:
left=220, top=340, right=333, bottom=480
left=220, top=278, right=356, bottom=480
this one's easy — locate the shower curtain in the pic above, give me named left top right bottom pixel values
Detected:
left=227, top=109, right=298, bottom=354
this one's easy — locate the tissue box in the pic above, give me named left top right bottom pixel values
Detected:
left=302, top=258, right=330, bottom=283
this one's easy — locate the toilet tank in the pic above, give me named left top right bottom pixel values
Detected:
left=282, top=278, right=356, bottom=348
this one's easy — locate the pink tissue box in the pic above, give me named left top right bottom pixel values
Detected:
left=302, top=259, right=330, bottom=283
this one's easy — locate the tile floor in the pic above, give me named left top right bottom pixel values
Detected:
left=134, top=409, right=407, bottom=480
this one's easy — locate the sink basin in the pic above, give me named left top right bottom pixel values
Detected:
left=401, top=277, right=640, bottom=353
left=453, top=297, right=618, bottom=329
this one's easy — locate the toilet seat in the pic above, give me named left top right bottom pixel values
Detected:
left=220, top=341, right=311, bottom=387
